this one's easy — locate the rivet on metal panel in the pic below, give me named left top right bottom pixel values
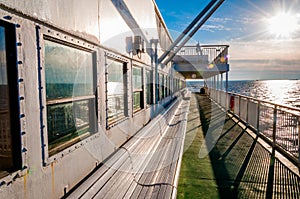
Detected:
left=3, top=16, right=12, bottom=20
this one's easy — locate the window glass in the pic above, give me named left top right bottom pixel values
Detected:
left=44, top=39, right=96, bottom=156
left=165, top=76, right=168, bottom=97
left=159, top=74, right=164, bottom=100
left=132, top=66, right=143, bottom=112
left=45, top=40, right=93, bottom=100
left=107, top=59, right=127, bottom=124
left=0, top=26, right=12, bottom=177
left=145, top=70, right=153, bottom=105
left=0, top=22, right=20, bottom=178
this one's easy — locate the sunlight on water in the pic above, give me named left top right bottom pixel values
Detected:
left=188, top=80, right=300, bottom=108
left=228, top=80, right=300, bottom=108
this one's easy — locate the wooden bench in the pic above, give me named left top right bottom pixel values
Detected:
left=65, top=94, right=190, bottom=199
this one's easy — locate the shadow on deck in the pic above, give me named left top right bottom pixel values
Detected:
left=177, top=94, right=300, bottom=199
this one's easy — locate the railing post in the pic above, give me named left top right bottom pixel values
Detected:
left=246, top=98, right=249, bottom=123
left=238, top=96, right=241, bottom=117
left=257, top=101, right=260, bottom=134
left=272, top=105, right=278, bottom=153
left=298, top=116, right=300, bottom=165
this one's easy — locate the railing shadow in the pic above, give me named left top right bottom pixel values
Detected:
left=196, top=95, right=300, bottom=199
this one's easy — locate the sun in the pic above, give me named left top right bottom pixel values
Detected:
left=267, top=12, right=298, bottom=37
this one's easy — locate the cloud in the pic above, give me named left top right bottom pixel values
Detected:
left=230, top=59, right=300, bottom=70
left=202, top=24, right=231, bottom=32
left=208, top=17, right=232, bottom=23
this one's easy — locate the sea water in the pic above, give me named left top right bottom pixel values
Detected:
left=187, top=80, right=300, bottom=108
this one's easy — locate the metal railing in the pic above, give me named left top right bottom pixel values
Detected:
left=175, top=45, right=229, bottom=64
left=209, top=89, right=300, bottom=166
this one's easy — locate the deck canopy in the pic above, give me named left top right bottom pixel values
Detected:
left=172, top=45, right=229, bottom=79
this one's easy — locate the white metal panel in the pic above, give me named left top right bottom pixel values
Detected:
left=240, top=98, right=248, bottom=121
left=248, top=101, right=258, bottom=128
left=0, top=0, right=101, bottom=42
left=234, top=96, right=239, bottom=115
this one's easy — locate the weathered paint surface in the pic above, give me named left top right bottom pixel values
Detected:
left=0, top=1, right=185, bottom=198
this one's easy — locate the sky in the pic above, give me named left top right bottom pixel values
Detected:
left=155, top=0, right=300, bottom=80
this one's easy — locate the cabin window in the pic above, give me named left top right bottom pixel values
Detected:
left=44, top=39, right=97, bottom=156
left=0, top=21, right=21, bottom=178
left=168, top=76, right=172, bottom=96
left=165, top=76, right=168, bottom=97
left=106, top=58, right=128, bottom=125
left=132, top=66, right=143, bottom=112
left=160, top=74, right=165, bottom=100
left=145, top=70, right=153, bottom=105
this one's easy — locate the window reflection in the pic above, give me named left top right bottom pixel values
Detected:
left=0, top=22, right=20, bottom=178
left=132, top=66, right=143, bottom=112
left=159, top=74, right=164, bottom=100
left=0, top=26, right=13, bottom=177
left=44, top=39, right=96, bottom=156
left=145, top=70, right=153, bottom=105
left=45, top=40, right=93, bottom=100
left=107, top=59, right=127, bottom=124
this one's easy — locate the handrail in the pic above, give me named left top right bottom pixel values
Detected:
left=208, top=88, right=300, bottom=167
left=227, top=91, right=300, bottom=113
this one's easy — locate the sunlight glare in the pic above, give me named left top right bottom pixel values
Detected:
left=267, top=13, right=298, bottom=37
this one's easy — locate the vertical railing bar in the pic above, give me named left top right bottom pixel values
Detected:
left=273, top=105, right=278, bottom=153
left=239, top=96, right=241, bottom=118
left=257, top=101, right=260, bottom=134
left=246, top=98, right=249, bottom=123
left=298, top=116, right=300, bottom=164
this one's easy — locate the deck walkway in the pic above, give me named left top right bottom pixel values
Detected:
left=177, top=94, right=300, bottom=198
left=65, top=93, right=299, bottom=199
left=65, top=94, right=191, bottom=199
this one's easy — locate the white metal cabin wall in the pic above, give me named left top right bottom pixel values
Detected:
left=0, top=1, right=184, bottom=199
left=0, top=10, right=108, bottom=199
left=99, top=0, right=155, bottom=66
left=0, top=0, right=101, bottom=43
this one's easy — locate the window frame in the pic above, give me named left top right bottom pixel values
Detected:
left=145, top=69, right=153, bottom=106
left=132, top=65, right=144, bottom=113
left=38, top=28, right=98, bottom=164
left=0, top=19, right=22, bottom=177
left=105, top=54, right=129, bottom=128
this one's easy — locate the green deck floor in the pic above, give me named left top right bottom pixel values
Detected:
left=177, top=94, right=300, bottom=199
